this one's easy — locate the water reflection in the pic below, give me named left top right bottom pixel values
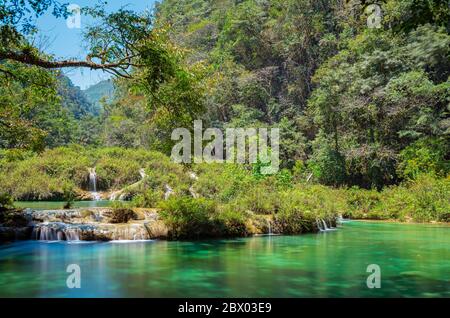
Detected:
left=0, top=222, right=449, bottom=297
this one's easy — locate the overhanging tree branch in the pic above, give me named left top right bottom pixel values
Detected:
left=0, top=50, right=133, bottom=78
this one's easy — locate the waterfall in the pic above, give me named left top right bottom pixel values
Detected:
left=32, top=223, right=81, bottom=241
left=88, top=168, right=100, bottom=201
left=139, top=168, right=147, bottom=180
left=188, top=171, right=199, bottom=198
left=189, top=186, right=199, bottom=199
left=322, top=219, right=329, bottom=231
left=109, top=192, right=118, bottom=201
left=108, top=191, right=128, bottom=201
left=164, top=185, right=174, bottom=200
left=267, top=219, right=272, bottom=235
left=337, top=214, right=351, bottom=224
left=109, top=191, right=124, bottom=201
left=316, top=219, right=324, bottom=231
left=316, top=218, right=337, bottom=232
left=88, top=168, right=97, bottom=192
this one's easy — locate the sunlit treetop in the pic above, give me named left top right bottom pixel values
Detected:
left=0, top=0, right=175, bottom=84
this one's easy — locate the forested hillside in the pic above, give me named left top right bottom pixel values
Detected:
left=83, top=79, right=115, bottom=113
left=150, top=0, right=449, bottom=188
left=0, top=67, right=99, bottom=150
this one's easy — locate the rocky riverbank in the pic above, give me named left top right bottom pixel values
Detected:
left=0, top=207, right=338, bottom=242
left=0, top=208, right=169, bottom=242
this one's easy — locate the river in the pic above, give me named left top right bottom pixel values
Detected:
left=0, top=221, right=448, bottom=297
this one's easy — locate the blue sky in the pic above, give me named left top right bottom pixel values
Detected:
left=36, top=1, right=157, bottom=90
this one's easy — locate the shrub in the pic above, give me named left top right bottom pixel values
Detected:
left=0, top=209, right=28, bottom=227
left=194, top=163, right=254, bottom=203
left=275, top=209, right=316, bottom=234
left=109, top=208, right=137, bottom=223
left=345, top=175, right=450, bottom=222
left=80, top=210, right=94, bottom=218
left=307, top=139, right=347, bottom=186
left=216, top=208, right=249, bottom=237
left=232, top=181, right=281, bottom=214
left=158, top=197, right=249, bottom=239
left=398, top=138, right=449, bottom=180
left=0, top=146, right=191, bottom=201
left=274, top=185, right=346, bottom=234
left=346, top=187, right=381, bottom=219
left=405, top=175, right=449, bottom=222
left=131, top=189, right=164, bottom=208
left=158, top=197, right=219, bottom=239
left=0, top=192, right=14, bottom=211
left=281, top=185, right=346, bottom=218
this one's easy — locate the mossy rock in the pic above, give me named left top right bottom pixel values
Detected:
left=109, top=208, right=138, bottom=224
left=0, top=209, right=28, bottom=227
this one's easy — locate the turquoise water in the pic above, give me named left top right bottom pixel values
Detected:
left=0, top=221, right=449, bottom=298
left=14, top=201, right=115, bottom=210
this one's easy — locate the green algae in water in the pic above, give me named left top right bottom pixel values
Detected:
left=0, top=221, right=449, bottom=297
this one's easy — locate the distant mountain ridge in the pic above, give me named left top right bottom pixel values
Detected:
left=57, top=75, right=96, bottom=118
left=83, top=79, right=115, bottom=112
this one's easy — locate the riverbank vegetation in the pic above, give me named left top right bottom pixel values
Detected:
left=0, top=1, right=449, bottom=239
left=1, top=145, right=448, bottom=228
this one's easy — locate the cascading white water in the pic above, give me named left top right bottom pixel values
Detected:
left=32, top=223, right=81, bottom=241
left=139, top=168, right=147, bottom=180
left=316, top=219, right=337, bottom=232
left=188, top=171, right=199, bottom=199
left=88, top=168, right=101, bottom=201
left=88, top=168, right=97, bottom=192
left=164, top=184, right=174, bottom=200
left=316, top=219, right=324, bottom=231
left=189, top=186, right=199, bottom=198
left=108, top=192, right=126, bottom=201
left=109, top=192, right=118, bottom=201
left=267, top=219, right=272, bottom=235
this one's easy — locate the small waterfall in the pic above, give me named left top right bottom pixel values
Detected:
left=337, top=215, right=351, bottom=224
left=189, top=186, right=199, bottom=199
left=109, top=191, right=124, bottom=201
left=32, top=223, right=81, bottom=241
left=267, top=219, right=273, bottom=235
left=316, top=218, right=337, bottom=232
left=188, top=171, right=199, bottom=198
left=164, top=184, right=173, bottom=200
left=110, top=224, right=149, bottom=241
left=316, top=219, right=324, bottom=231
left=139, top=168, right=147, bottom=180
left=88, top=168, right=100, bottom=201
